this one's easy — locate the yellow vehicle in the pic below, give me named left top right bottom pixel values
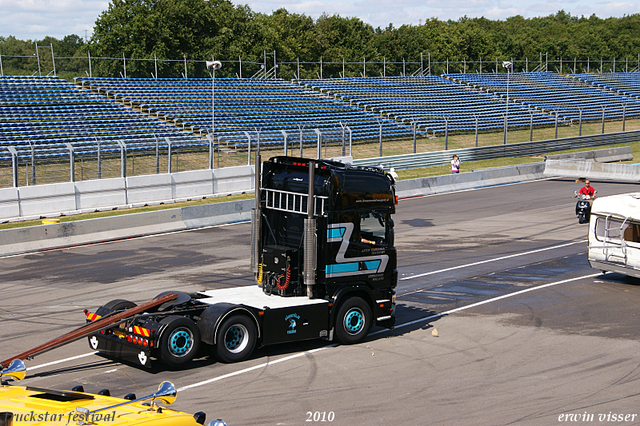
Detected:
left=0, top=360, right=226, bottom=426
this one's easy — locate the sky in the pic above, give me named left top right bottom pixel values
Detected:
left=0, top=0, right=638, bottom=41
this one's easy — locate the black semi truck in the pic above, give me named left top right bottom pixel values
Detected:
left=85, top=156, right=398, bottom=366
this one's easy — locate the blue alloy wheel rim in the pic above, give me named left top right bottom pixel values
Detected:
left=345, top=309, right=364, bottom=334
left=170, top=329, right=192, bottom=356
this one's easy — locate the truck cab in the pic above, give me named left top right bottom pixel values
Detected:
left=256, top=156, right=397, bottom=329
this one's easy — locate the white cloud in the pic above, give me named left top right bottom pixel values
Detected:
left=0, top=0, right=107, bottom=40
left=0, top=0, right=637, bottom=41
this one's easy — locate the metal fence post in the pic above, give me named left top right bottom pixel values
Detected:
left=601, top=107, right=606, bottom=134
left=444, top=117, right=449, bottom=150
left=340, top=122, right=346, bottom=156
left=347, top=126, right=352, bottom=157
left=64, top=143, right=75, bottom=182
left=474, top=114, right=479, bottom=147
left=95, top=137, right=102, bottom=179
left=314, top=129, right=322, bottom=159
left=165, top=138, right=172, bottom=173
left=298, top=125, right=304, bottom=157
left=281, top=130, right=288, bottom=156
left=7, top=146, right=18, bottom=187
left=378, top=120, right=383, bottom=157
left=29, top=141, right=36, bottom=185
left=207, top=134, right=215, bottom=169
left=255, top=128, right=261, bottom=157
left=244, top=131, right=252, bottom=165
left=413, top=121, right=417, bottom=153
left=554, top=111, right=559, bottom=139
left=529, top=111, right=534, bottom=141
left=117, top=140, right=127, bottom=178
left=154, top=134, right=160, bottom=174
left=622, top=104, right=627, bottom=132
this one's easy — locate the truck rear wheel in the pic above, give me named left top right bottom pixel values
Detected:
left=335, top=297, right=372, bottom=344
left=215, top=314, right=257, bottom=363
left=159, top=316, right=201, bottom=367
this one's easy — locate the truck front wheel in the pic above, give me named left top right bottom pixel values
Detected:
left=335, top=297, right=372, bottom=344
left=215, top=314, right=257, bottom=363
left=159, top=316, right=201, bottom=367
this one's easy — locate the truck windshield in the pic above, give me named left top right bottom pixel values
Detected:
left=360, top=211, right=390, bottom=246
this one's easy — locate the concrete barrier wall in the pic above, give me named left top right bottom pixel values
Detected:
left=0, top=199, right=254, bottom=256
left=0, top=187, right=20, bottom=219
left=545, top=146, right=632, bottom=163
left=396, top=162, right=546, bottom=198
left=18, top=182, right=77, bottom=218
left=543, top=160, right=640, bottom=182
left=0, top=166, right=256, bottom=222
left=75, top=178, right=126, bottom=211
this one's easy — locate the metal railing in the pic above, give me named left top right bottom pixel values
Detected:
left=353, top=130, right=640, bottom=171
left=263, top=188, right=328, bottom=216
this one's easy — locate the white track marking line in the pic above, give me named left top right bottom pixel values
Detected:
left=177, top=346, right=334, bottom=392
left=28, top=351, right=98, bottom=371
left=177, top=272, right=601, bottom=392
left=386, top=272, right=602, bottom=332
left=400, top=240, right=587, bottom=282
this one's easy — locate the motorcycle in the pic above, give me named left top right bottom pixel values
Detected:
left=574, top=190, right=597, bottom=224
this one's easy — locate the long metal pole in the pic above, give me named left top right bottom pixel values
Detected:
left=504, top=67, right=509, bottom=145
left=35, top=43, right=41, bottom=76
left=50, top=43, right=56, bottom=76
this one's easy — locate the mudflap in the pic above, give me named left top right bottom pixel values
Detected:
left=376, top=316, right=395, bottom=329
left=88, top=334, right=153, bottom=369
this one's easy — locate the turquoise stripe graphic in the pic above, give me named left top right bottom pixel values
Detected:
left=327, top=228, right=346, bottom=239
left=364, top=260, right=381, bottom=270
left=326, top=262, right=359, bottom=274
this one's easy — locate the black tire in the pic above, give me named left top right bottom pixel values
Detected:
left=215, top=314, right=257, bottom=363
left=159, top=316, right=201, bottom=366
left=103, top=299, right=137, bottom=311
left=335, top=297, right=372, bottom=344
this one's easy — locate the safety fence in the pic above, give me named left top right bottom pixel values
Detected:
left=2, top=48, right=640, bottom=81
left=353, top=130, right=640, bottom=170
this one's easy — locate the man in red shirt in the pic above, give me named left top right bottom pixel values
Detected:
left=578, top=180, right=595, bottom=198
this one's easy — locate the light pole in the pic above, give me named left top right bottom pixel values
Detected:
left=502, top=61, right=512, bottom=145
left=206, top=60, right=222, bottom=142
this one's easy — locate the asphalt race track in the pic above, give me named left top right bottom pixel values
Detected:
left=2, top=177, right=640, bottom=425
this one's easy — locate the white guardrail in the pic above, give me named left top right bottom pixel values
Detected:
left=0, top=165, right=256, bottom=222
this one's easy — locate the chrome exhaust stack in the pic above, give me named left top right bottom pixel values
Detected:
left=304, top=161, right=317, bottom=298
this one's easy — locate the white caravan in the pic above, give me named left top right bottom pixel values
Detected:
left=588, top=193, right=640, bottom=278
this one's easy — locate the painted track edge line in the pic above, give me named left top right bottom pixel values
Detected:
left=400, top=240, right=587, bottom=283
left=177, top=272, right=601, bottom=393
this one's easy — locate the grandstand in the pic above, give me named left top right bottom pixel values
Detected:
left=76, top=77, right=414, bottom=150
left=2, top=71, right=640, bottom=180
left=295, top=75, right=557, bottom=134
left=0, top=75, right=206, bottom=163
left=571, top=72, right=640, bottom=99
left=448, top=71, right=640, bottom=124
